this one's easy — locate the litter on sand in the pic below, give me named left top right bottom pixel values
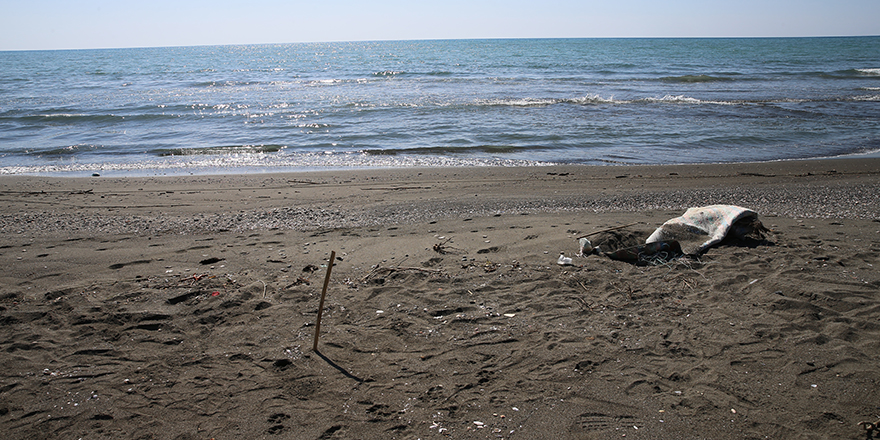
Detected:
left=574, top=205, right=769, bottom=265
left=646, top=205, right=768, bottom=255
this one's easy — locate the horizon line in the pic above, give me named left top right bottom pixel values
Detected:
left=3, top=34, right=879, bottom=53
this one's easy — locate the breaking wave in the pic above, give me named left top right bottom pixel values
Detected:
left=0, top=150, right=551, bottom=176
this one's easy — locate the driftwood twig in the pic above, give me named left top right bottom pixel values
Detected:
left=575, top=222, right=641, bottom=240
left=433, top=237, right=462, bottom=254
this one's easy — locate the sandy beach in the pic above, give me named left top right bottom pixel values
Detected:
left=1, top=158, right=879, bottom=439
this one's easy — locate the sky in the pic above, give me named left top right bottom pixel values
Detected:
left=1, top=0, right=879, bottom=51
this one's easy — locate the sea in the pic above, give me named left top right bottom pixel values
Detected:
left=1, top=37, right=878, bottom=176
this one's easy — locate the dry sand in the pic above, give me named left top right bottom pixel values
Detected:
left=1, top=158, right=879, bottom=439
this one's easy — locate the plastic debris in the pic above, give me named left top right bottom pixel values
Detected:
left=557, top=253, right=574, bottom=266
left=578, top=237, right=594, bottom=256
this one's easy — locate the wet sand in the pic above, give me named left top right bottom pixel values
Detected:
left=1, top=158, right=879, bottom=439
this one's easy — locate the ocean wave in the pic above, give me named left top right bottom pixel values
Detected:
left=849, top=95, right=880, bottom=102
left=154, top=145, right=285, bottom=157
left=640, top=95, right=698, bottom=104
left=566, top=95, right=618, bottom=105
left=423, top=71, right=455, bottom=76
left=11, top=112, right=180, bottom=124
left=478, top=94, right=621, bottom=107
left=192, top=79, right=306, bottom=88
left=819, top=69, right=880, bottom=79
left=26, top=144, right=101, bottom=157
left=659, top=74, right=737, bottom=83
left=638, top=95, right=733, bottom=105
left=304, top=78, right=348, bottom=86
left=231, top=67, right=286, bottom=73
left=478, top=94, right=735, bottom=107
left=479, top=98, right=560, bottom=107
left=855, top=68, right=880, bottom=76
left=361, top=144, right=549, bottom=156
left=0, top=150, right=551, bottom=176
left=190, top=80, right=259, bottom=88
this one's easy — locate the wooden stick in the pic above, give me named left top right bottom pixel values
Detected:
left=575, top=222, right=640, bottom=240
left=313, top=251, right=336, bottom=351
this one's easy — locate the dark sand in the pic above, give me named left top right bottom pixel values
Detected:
left=1, top=158, right=879, bottom=439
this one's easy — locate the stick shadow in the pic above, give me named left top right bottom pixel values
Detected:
left=314, top=349, right=366, bottom=383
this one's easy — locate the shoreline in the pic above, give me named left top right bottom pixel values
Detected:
left=5, top=149, right=880, bottom=179
left=2, top=156, right=879, bottom=439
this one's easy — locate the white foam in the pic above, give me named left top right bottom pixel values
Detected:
left=851, top=95, right=880, bottom=102
left=480, top=98, right=559, bottom=107
left=0, top=151, right=554, bottom=176
left=640, top=95, right=736, bottom=105
left=569, top=94, right=618, bottom=104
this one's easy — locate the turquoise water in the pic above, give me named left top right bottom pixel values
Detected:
left=1, top=37, right=878, bottom=175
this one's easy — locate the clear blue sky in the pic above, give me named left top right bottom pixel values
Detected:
left=2, top=0, right=878, bottom=50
